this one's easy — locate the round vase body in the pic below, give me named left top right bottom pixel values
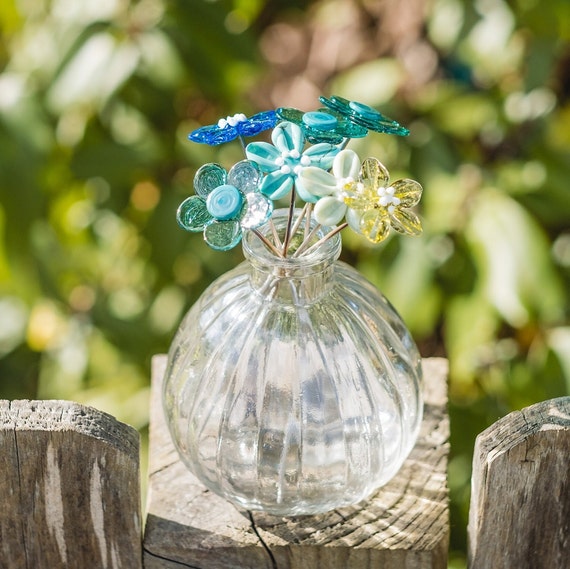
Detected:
left=163, top=216, right=423, bottom=516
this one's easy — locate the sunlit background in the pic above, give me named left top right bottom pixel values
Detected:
left=1, top=0, right=569, bottom=565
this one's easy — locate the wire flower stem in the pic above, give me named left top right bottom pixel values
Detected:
left=288, top=203, right=310, bottom=241
left=302, top=223, right=348, bottom=257
left=269, top=219, right=282, bottom=249
left=252, top=229, right=285, bottom=258
left=292, top=223, right=322, bottom=258
left=304, top=203, right=313, bottom=240
left=282, top=187, right=297, bottom=256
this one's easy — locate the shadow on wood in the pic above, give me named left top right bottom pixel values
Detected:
left=0, top=400, right=142, bottom=569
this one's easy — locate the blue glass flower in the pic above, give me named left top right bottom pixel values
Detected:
left=319, top=95, right=409, bottom=136
left=276, top=107, right=367, bottom=144
left=188, top=110, right=278, bottom=146
left=177, top=160, right=273, bottom=251
left=245, top=121, right=340, bottom=203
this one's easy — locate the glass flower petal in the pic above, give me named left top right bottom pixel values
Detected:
left=361, top=158, right=390, bottom=189
left=240, top=192, right=273, bottom=229
left=332, top=149, right=361, bottom=180
left=245, top=142, right=281, bottom=172
left=237, top=110, right=278, bottom=137
left=177, top=196, right=212, bottom=231
left=258, top=170, right=294, bottom=200
left=343, top=182, right=378, bottom=211
left=298, top=167, right=337, bottom=198
left=194, top=163, right=227, bottom=198
left=271, top=121, right=303, bottom=154
left=360, top=210, right=391, bottom=243
left=303, top=143, right=339, bottom=169
left=314, top=196, right=347, bottom=226
left=391, top=179, right=423, bottom=208
left=204, top=219, right=242, bottom=251
left=228, top=160, right=262, bottom=194
left=188, top=124, right=237, bottom=145
left=319, top=95, right=409, bottom=136
left=390, top=208, right=423, bottom=235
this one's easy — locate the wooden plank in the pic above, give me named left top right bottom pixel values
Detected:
left=468, top=396, right=570, bottom=569
left=0, top=399, right=142, bottom=569
left=144, top=356, right=449, bottom=569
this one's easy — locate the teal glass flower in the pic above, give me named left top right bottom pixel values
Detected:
left=276, top=107, right=367, bottom=144
left=177, top=160, right=273, bottom=251
left=319, top=95, right=409, bottom=136
left=245, top=121, right=340, bottom=203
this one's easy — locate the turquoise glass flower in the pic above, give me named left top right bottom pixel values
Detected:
left=188, top=110, right=278, bottom=146
left=276, top=107, right=367, bottom=144
left=319, top=95, right=409, bottom=136
left=245, top=121, right=340, bottom=203
left=177, top=160, right=273, bottom=251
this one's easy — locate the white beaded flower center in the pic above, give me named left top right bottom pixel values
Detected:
left=377, top=186, right=401, bottom=213
left=274, top=151, right=311, bottom=175
left=218, top=113, right=247, bottom=128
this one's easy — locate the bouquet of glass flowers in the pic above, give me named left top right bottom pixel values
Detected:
left=177, top=95, right=423, bottom=256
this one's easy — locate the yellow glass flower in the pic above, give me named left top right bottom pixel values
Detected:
left=343, top=158, right=423, bottom=244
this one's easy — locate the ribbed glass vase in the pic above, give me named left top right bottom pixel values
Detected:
left=163, top=210, right=423, bottom=516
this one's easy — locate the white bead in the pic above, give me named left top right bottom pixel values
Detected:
left=275, top=157, right=285, bottom=166
left=218, top=118, right=228, bottom=128
left=301, top=156, right=311, bottom=166
left=290, top=149, right=300, bottom=159
left=280, top=165, right=291, bottom=174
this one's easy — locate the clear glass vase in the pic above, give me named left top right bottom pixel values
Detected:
left=163, top=211, right=423, bottom=516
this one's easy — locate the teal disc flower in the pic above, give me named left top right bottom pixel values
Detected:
left=177, top=160, right=273, bottom=251
left=245, top=121, right=340, bottom=203
left=319, top=95, right=410, bottom=136
left=276, top=107, right=367, bottom=144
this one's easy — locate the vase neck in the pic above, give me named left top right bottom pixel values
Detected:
left=242, top=209, right=342, bottom=306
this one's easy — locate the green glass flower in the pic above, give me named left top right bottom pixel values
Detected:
left=177, top=160, right=273, bottom=251
left=319, top=95, right=410, bottom=136
left=276, top=107, right=367, bottom=144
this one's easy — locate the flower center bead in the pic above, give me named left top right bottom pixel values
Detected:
left=349, top=101, right=381, bottom=120
left=377, top=186, right=401, bottom=208
left=218, top=113, right=247, bottom=129
left=206, top=184, right=243, bottom=220
left=302, top=111, right=338, bottom=131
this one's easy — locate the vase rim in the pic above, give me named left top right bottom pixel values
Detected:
left=242, top=208, right=342, bottom=269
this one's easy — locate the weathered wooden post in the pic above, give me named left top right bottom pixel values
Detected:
left=468, top=396, right=570, bottom=569
left=0, top=400, right=142, bottom=569
left=143, top=355, right=450, bottom=569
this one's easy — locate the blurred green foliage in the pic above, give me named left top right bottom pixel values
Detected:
left=0, top=0, right=569, bottom=564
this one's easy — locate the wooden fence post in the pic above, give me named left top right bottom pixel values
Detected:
left=468, top=396, right=570, bottom=569
left=143, top=355, right=450, bottom=569
left=0, top=399, right=142, bottom=569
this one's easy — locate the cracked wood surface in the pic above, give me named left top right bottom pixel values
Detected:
left=0, top=399, right=142, bottom=569
left=468, top=396, right=570, bottom=569
left=144, top=355, right=449, bottom=569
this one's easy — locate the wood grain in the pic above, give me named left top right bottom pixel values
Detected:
left=468, top=396, right=570, bottom=569
left=0, top=399, right=142, bottom=569
left=144, top=356, right=449, bottom=569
